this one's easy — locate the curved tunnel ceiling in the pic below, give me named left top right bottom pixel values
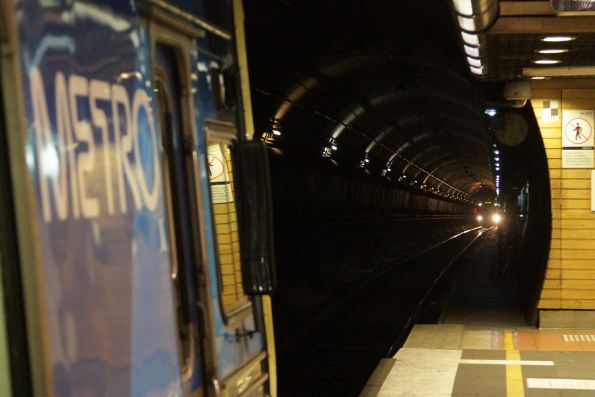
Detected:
left=244, top=0, right=495, bottom=200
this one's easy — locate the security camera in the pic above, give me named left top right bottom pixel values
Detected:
left=504, top=81, right=530, bottom=108
left=508, top=99, right=527, bottom=108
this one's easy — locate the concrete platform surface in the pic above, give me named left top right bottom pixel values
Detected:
left=360, top=324, right=595, bottom=396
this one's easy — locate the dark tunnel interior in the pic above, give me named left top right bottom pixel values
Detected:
left=242, top=0, right=552, bottom=394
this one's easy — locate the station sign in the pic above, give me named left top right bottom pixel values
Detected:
left=551, top=0, right=595, bottom=15
left=562, top=109, right=594, bottom=168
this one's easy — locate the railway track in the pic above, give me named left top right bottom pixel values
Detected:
left=278, top=226, right=487, bottom=396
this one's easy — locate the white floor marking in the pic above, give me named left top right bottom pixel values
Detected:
left=527, top=378, right=595, bottom=390
left=459, top=359, right=554, bottom=366
left=563, top=334, right=595, bottom=342
left=378, top=348, right=462, bottom=397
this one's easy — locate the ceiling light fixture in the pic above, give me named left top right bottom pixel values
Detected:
left=537, top=49, right=569, bottom=54
left=533, top=59, right=562, bottom=65
left=541, top=35, right=576, bottom=42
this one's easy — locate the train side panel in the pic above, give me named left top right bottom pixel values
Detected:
left=13, top=1, right=183, bottom=395
left=5, top=0, right=273, bottom=395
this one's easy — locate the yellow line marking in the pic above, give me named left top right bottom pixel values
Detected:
left=504, top=332, right=525, bottom=397
left=504, top=331, right=515, bottom=351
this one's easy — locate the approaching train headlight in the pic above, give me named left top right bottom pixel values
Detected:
left=476, top=215, right=483, bottom=222
left=492, top=213, right=502, bottom=224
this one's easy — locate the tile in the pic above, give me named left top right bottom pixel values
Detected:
left=461, top=330, right=492, bottom=350
left=461, top=350, right=506, bottom=360
left=551, top=351, right=595, bottom=379
left=516, top=330, right=538, bottom=351
left=575, top=311, right=595, bottom=328
left=534, top=331, right=583, bottom=351
left=491, top=330, right=505, bottom=350
left=451, top=364, right=506, bottom=397
left=379, top=348, right=462, bottom=397
left=403, top=324, right=464, bottom=350
left=394, top=348, right=462, bottom=363
left=540, top=310, right=576, bottom=329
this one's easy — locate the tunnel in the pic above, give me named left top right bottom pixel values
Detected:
left=243, top=0, right=552, bottom=394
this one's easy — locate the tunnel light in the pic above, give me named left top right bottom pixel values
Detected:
left=478, top=202, right=483, bottom=207
left=494, top=149, right=499, bottom=154
left=494, top=157, right=500, bottom=161
left=359, top=154, right=370, bottom=168
left=327, top=137, right=338, bottom=151
left=464, top=45, right=480, bottom=58
left=470, top=65, right=486, bottom=75
left=533, top=59, right=562, bottom=65
left=537, top=49, right=568, bottom=54
left=453, top=0, right=474, bottom=15
left=467, top=56, right=482, bottom=68
left=271, top=120, right=282, bottom=136
left=530, top=76, right=548, bottom=80
left=541, top=35, right=576, bottom=43
left=321, top=146, right=333, bottom=158
left=461, top=31, right=479, bottom=46
left=484, top=108, right=497, bottom=117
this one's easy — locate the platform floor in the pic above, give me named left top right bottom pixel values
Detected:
left=360, top=324, right=595, bottom=396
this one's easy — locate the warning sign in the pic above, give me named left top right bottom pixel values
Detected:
left=208, top=143, right=234, bottom=204
left=562, top=109, right=594, bottom=168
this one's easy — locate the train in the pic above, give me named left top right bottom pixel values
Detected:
left=0, top=0, right=276, bottom=396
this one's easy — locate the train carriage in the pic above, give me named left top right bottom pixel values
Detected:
left=0, top=0, right=276, bottom=396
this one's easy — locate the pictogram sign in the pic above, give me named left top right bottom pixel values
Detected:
left=562, top=109, right=594, bottom=168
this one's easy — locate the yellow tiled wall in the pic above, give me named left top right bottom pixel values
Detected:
left=211, top=144, right=246, bottom=312
left=532, top=80, right=595, bottom=310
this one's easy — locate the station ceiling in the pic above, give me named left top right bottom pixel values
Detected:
left=471, top=1, right=595, bottom=80
left=245, top=1, right=574, bottom=201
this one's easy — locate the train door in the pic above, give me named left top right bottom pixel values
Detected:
left=152, top=38, right=207, bottom=395
left=146, top=3, right=274, bottom=394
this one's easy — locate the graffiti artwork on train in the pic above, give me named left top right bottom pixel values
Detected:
left=30, top=68, right=161, bottom=222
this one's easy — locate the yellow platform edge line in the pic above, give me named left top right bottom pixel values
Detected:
left=505, top=332, right=525, bottom=397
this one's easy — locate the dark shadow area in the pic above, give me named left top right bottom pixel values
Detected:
left=440, top=229, right=526, bottom=328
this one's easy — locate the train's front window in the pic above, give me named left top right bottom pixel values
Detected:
left=206, top=122, right=250, bottom=318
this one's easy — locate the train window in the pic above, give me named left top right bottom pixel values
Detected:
left=205, top=121, right=251, bottom=318
left=154, top=44, right=194, bottom=375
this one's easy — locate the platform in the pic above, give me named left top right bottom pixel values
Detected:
left=361, top=324, right=595, bottom=396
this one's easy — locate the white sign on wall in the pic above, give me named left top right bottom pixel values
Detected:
left=562, top=109, right=594, bottom=168
left=208, top=143, right=234, bottom=204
